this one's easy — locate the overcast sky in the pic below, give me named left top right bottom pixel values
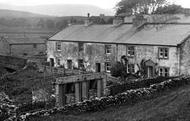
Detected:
left=0, top=0, right=189, bottom=9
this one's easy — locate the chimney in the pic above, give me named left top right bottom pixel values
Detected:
left=132, top=14, right=147, bottom=27
left=113, top=17, right=124, bottom=26
left=84, top=13, right=92, bottom=26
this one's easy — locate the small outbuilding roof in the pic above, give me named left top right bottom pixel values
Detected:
left=6, top=37, right=45, bottom=45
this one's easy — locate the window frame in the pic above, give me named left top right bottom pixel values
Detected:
left=56, top=41, right=62, bottom=51
left=105, top=44, right=112, bottom=54
left=127, top=46, right=135, bottom=57
left=128, top=64, right=135, bottom=73
left=78, top=42, right=84, bottom=52
left=57, top=58, right=61, bottom=66
left=78, top=59, right=84, bottom=69
left=158, top=47, right=169, bottom=59
left=105, top=61, right=111, bottom=72
left=158, top=67, right=170, bottom=77
left=33, top=43, right=37, bottom=48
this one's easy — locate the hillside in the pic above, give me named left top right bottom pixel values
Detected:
left=0, top=9, right=50, bottom=18
left=0, top=4, right=114, bottom=16
left=0, top=9, right=113, bottom=32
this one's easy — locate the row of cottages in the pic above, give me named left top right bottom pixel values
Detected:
left=47, top=14, right=190, bottom=78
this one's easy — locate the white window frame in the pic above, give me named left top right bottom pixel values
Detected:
left=158, top=47, right=169, bottom=59
left=105, top=62, right=111, bottom=72
left=127, top=46, right=135, bottom=57
left=159, top=67, right=169, bottom=77
left=56, top=41, right=61, bottom=51
left=128, top=64, right=135, bottom=73
left=105, top=45, right=112, bottom=54
left=57, top=58, right=61, bottom=66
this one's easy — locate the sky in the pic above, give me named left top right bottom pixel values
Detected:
left=0, top=0, right=189, bottom=9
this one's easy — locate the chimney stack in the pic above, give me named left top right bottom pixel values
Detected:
left=84, top=13, right=92, bottom=26
left=132, top=14, right=147, bottom=27
left=113, top=17, right=124, bottom=26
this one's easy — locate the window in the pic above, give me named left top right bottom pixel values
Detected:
left=78, top=59, right=84, bottom=68
left=33, top=44, right=37, bottom=48
left=57, top=58, right=61, bottom=65
left=66, top=83, right=75, bottom=94
left=56, top=41, right=61, bottom=51
left=128, top=64, right=135, bottom=73
left=89, top=80, right=97, bottom=90
left=127, top=46, right=135, bottom=57
left=105, top=45, right=112, bottom=54
left=78, top=42, right=84, bottom=51
left=158, top=48, right=169, bottom=59
left=159, top=67, right=169, bottom=77
left=105, top=62, right=111, bottom=72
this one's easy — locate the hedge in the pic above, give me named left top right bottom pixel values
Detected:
left=7, top=76, right=189, bottom=121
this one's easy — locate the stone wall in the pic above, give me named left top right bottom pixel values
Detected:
left=10, top=44, right=46, bottom=58
left=179, top=38, right=190, bottom=75
left=0, top=38, right=10, bottom=56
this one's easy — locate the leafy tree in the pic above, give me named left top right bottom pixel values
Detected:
left=90, top=16, right=106, bottom=24
left=115, top=0, right=167, bottom=15
left=55, top=20, right=68, bottom=29
left=153, top=4, right=183, bottom=14
left=110, top=55, right=128, bottom=80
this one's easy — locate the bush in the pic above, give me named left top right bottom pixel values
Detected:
left=110, top=62, right=126, bottom=78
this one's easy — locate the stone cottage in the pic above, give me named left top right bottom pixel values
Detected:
left=47, top=14, right=190, bottom=78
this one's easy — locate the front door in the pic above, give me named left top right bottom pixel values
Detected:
left=147, top=66, right=153, bottom=78
left=67, top=60, right=72, bottom=69
left=50, top=58, right=54, bottom=67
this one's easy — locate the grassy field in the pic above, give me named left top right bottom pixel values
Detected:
left=30, top=84, right=190, bottom=121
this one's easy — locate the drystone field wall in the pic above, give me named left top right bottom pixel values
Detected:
left=0, top=55, right=27, bottom=70
left=8, top=76, right=190, bottom=121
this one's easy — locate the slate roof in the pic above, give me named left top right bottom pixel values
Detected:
left=49, top=23, right=190, bottom=46
left=49, top=24, right=135, bottom=43
left=6, top=37, right=45, bottom=44
left=117, top=24, right=190, bottom=46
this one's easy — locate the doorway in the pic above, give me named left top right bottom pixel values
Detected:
left=50, top=58, right=54, bottom=67
left=96, top=63, right=101, bottom=72
left=146, top=66, right=154, bottom=78
left=67, top=60, right=72, bottom=69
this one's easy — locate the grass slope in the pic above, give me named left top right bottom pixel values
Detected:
left=35, top=84, right=190, bottom=121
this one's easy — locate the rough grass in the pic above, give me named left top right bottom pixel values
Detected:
left=29, top=84, right=190, bottom=121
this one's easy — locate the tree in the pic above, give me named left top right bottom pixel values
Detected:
left=153, top=4, right=183, bottom=14
left=115, top=0, right=167, bottom=15
left=90, top=16, right=106, bottom=24
left=110, top=55, right=128, bottom=80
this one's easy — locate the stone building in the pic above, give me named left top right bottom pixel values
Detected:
left=55, top=73, right=107, bottom=106
left=0, top=37, right=46, bottom=57
left=47, top=14, right=190, bottom=77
